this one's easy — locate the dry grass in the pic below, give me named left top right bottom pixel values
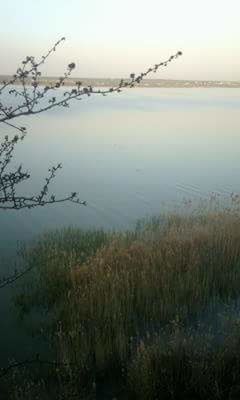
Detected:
left=14, top=210, right=240, bottom=399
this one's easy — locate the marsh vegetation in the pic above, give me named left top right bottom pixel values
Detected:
left=2, top=206, right=240, bottom=399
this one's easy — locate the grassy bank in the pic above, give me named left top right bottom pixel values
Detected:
left=4, top=210, right=240, bottom=399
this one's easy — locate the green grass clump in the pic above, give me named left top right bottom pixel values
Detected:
left=14, top=211, right=240, bottom=399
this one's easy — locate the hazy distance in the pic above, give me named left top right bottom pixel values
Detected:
left=0, top=0, right=239, bottom=81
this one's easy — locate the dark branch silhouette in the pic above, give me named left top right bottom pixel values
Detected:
left=0, top=39, right=182, bottom=291
left=0, top=40, right=182, bottom=389
left=0, top=37, right=182, bottom=211
left=0, top=133, right=86, bottom=210
left=0, top=257, right=33, bottom=289
left=0, top=44, right=182, bottom=125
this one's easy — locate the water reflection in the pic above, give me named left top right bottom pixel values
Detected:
left=1, top=88, right=240, bottom=253
left=1, top=87, right=240, bottom=365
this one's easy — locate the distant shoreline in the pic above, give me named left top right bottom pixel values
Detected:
left=1, top=75, right=240, bottom=88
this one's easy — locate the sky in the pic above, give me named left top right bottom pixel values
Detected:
left=0, top=0, right=239, bottom=80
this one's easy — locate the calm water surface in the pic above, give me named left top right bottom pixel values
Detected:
left=0, top=87, right=240, bottom=363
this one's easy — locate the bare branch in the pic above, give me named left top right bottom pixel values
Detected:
left=0, top=50, right=182, bottom=123
left=0, top=37, right=66, bottom=94
left=0, top=42, right=182, bottom=212
left=0, top=39, right=182, bottom=290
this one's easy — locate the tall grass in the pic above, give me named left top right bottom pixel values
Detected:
left=16, top=227, right=109, bottom=315
left=13, top=210, right=240, bottom=399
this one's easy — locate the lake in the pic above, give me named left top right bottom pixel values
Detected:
left=0, top=87, right=240, bottom=364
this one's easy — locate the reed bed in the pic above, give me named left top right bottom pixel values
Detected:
left=12, top=210, right=240, bottom=399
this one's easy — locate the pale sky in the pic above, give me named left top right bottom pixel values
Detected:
left=0, top=0, right=240, bottom=80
